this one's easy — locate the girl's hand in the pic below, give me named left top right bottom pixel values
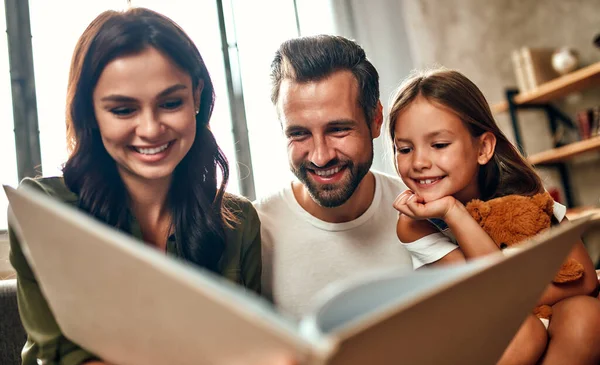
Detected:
left=393, top=190, right=458, bottom=220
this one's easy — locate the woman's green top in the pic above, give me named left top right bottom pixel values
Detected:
left=8, top=177, right=262, bottom=365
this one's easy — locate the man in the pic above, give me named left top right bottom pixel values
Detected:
left=254, top=34, right=413, bottom=319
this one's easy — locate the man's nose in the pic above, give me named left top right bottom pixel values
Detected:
left=309, top=136, right=336, bottom=168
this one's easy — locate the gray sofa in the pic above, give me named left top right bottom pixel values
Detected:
left=0, top=279, right=26, bottom=365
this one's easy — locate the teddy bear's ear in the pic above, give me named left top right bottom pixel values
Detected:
left=532, top=192, right=554, bottom=216
left=465, top=199, right=490, bottom=225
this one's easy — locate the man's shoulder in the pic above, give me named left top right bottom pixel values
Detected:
left=372, top=170, right=407, bottom=191
left=253, top=185, right=292, bottom=213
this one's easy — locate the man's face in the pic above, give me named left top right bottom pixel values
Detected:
left=277, top=70, right=379, bottom=207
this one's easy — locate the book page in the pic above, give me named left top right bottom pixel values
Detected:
left=300, top=261, right=489, bottom=334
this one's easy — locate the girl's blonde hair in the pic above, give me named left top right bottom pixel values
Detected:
left=388, top=68, right=544, bottom=200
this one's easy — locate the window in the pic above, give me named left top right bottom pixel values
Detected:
left=29, top=0, right=127, bottom=177
left=0, top=2, right=18, bottom=230
left=231, top=0, right=298, bottom=198
left=232, top=0, right=336, bottom=198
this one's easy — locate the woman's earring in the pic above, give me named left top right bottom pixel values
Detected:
left=195, top=108, right=199, bottom=115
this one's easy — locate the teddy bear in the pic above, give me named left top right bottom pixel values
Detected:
left=465, top=192, right=584, bottom=320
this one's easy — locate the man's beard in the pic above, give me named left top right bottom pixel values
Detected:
left=291, top=156, right=372, bottom=208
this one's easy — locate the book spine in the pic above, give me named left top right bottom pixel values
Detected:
left=576, top=110, right=591, bottom=140
left=521, top=47, right=537, bottom=91
left=591, top=107, right=600, bottom=138
left=511, top=49, right=529, bottom=93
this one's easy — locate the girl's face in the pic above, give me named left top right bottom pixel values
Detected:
left=92, top=47, right=201, bottom=188
left=393, top=96, right=492, bottom=204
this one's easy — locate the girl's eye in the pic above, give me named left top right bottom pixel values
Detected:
left=161, top=99, right=183, bottom=110
left=432, top=143, right=450, bottom=149
left=110, top=107, right=136, bottom=116
left=396, top=147, right=412, bottom=155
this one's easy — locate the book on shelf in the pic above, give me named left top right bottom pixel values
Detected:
left=511, top=49, right=530, bottom=93
left=592, top=106, right=600, bottom=138
left=576, top=106, right=600, bottom=140
left=577, top=109, right=592, bottom=140
left=511, top=47, right=560, bottom=93
left=4, top=184, right=600, bottom=365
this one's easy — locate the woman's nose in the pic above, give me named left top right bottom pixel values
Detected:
left=136, top=110, right=163, bottom=140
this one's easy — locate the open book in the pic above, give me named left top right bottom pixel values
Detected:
left=5, top=184, right=599, bottom=365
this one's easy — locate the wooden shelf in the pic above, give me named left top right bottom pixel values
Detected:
left=491, top=101, right=509, bottom=114
left=492, top=61, right=600, bottom=113
left=528, top=136, right=600, bottom=165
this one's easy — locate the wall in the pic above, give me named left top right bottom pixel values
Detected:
left=401, top=0, right=600, bottom=207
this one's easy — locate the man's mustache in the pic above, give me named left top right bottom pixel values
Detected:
left=299, top=159, right=344, bottom=170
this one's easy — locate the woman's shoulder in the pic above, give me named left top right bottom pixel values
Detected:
left=223, top=192, right=259, bottom=222
left=19, top=176, right=78, bottom=204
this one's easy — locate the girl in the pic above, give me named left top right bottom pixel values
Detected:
left=8, top=7, right=290, bottom=365
left=388, top=68, right=600, bottom=365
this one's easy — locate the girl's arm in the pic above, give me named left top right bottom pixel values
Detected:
left=536, top=219, right=598, bottom=306
left=395, top=191, right=500, bottom=260
left=396, top=213, right=466, bottom=267
left=443, top=202, right=501, bottom=258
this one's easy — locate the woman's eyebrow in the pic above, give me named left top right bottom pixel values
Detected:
left=100, top=84, right=188, bottom=102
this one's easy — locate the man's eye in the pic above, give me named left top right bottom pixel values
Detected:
left=161, top=99, right=183, bottom=110
left=110, top=107, right=136, bottom=116
left=330, top=127, right=351, bottom=134
left=432, top=143, right=450, bottom=149
left=288, top=131, right=309, bottom=139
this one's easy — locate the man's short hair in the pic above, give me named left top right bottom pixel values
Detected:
left=270, top=35, right=380, bottom=124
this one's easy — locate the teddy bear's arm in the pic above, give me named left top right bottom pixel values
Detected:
left=536, top=239, right=598, bottom=306
left=553, top=258, right=585, bottom=283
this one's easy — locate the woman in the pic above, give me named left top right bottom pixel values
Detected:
left=8, top=7, right=286, bottom=365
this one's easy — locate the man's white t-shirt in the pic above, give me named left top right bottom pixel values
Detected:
left=254, top=171, right=413, bottom=319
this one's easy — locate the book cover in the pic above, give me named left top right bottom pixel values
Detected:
left=5, top=185, right=599, bottom=365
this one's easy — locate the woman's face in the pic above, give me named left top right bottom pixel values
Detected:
left=92, top=46, right=201, bottom=187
